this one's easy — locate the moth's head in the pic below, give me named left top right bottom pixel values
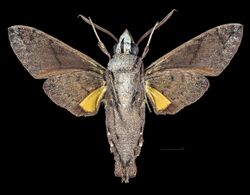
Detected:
left=113, top=29, right=139, bottom=55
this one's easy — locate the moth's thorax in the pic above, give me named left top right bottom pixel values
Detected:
left=107, top=54, right=140, bottom=72
left=107, top=54, right=142, bottom=107
left=113, top=29, right=139, bottom=55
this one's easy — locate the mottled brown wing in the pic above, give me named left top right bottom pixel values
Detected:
left=43, top=71, right=105, bottom=116
left=145, top=70, right=209, bottom=114
left=8, top=25, right=105, bottom=79
left=145, top=23, right=243, bottom=115
left=8, top=25, right=106, bottom=117
left=146, top=24, right=243, bottom=76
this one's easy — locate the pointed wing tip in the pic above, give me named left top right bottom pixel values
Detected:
left=218, top=23, right=243, bottom=31
left=8, top=25, right=28, bottom=39
left=8, top=25, right=34, bottom=35
left=8, top=25, right=22, bottom=32
left=224, top=23, right=244, bottom=47
left=8, top=25, right=18, bottom=30
left=8, top=26, right=18, bottom=37
left=231, top=23, right=243, bottom=31
left=221, top=23, right=243, bottom=27
left=222, top=23, right=244, bottom=35
left=235, top=23, right=244, bottom=36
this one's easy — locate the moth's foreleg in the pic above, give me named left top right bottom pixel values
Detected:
left=87, top=17, right=111, bottom=59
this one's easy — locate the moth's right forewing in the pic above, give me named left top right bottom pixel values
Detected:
left=43, top=71, right=106, bottom=117
left=146, top=23, right=243, bottom=77
left=8, top=25, right=105, bottom=79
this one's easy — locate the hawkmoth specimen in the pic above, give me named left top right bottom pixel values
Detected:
left=8, top=10, right=243, bottom=183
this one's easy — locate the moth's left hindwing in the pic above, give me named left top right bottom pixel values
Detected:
left=145, top=23, right=243, bottom=114
left=8, top=25, right=106, bottom=116
left=43, top=71, right=106, bottom=116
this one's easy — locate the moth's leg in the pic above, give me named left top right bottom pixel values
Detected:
left=107, top=70, right=120, bottom=104
left=144, top=94, right=152, bottom=112
left=141, top=22, right=159, bottom=59
left=88, top=17, right=111, bottom=59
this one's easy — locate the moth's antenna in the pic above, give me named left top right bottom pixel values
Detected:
left=141, top=22, right=158, bottom=59
left=136, top=9, right=177, bottom=45
left=78, top=15, right=118, bottom=42
left=88, top=17, right=111, bottom=59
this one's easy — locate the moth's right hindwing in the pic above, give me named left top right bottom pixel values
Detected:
left=145, top=70, right=209, bottom=114
left=8, top=25, right=106, bottom=116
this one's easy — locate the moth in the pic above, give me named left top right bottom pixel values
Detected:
left=8, top=10, right=243, bottom=183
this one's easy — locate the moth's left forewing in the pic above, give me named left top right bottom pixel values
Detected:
left=145, top=23, right=243, bottom=115
left=8, top=25, right=105, bottom=79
